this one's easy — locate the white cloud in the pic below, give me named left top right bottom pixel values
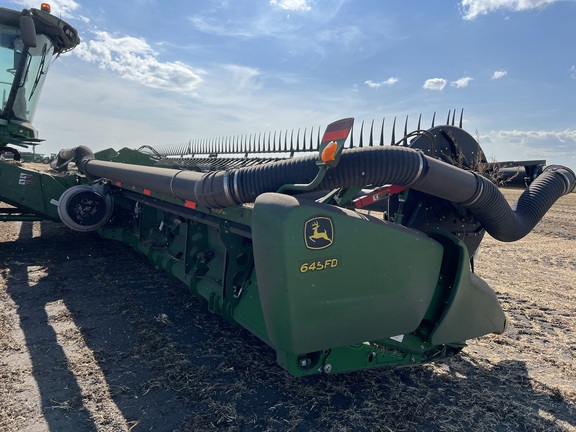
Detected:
left=488, top=129, right=576, bottom=144
left=479, top=129, right=576, bottom=172
left=364, top=77, right=399, bottom=88
left=451, top=77, right=474, bottom=88
left=318, top=26, right=364, bottom=49
left=74, top=31, right=204, bottom=93
left=221, top=64, right=262, bottom=91
left=188, top=16, right=260, bottom=38
left=492, top=70, right=508, bottom=79
left=423, top=78, right=447, bottom=91
left=570, top=65, right=576, bottom=79
left=460, top=0, right=560, bottom=20
left=12, top=0, right=80, bottom=18
left=270, top=0, right=313, bottom=11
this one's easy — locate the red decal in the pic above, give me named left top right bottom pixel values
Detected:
left=115, top=181, right=122, bottom=187
left=143, top=189, right=151, bottom=196
left=322, top=129, right=350, bottom=143
left=353, top=185, right=408, bottom=209
left=322, top=118, right=354, bottom=143
left=184, top=200, right=197, bottom=209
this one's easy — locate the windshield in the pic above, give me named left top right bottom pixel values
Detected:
left=0, top=24, right=19, bottom=115
left=0, top=24, right=54, bottom=122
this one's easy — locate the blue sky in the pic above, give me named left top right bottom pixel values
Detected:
left=10, top=0, right=576, bottom=172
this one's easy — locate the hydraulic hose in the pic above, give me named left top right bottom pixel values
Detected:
left=68, top=144, right=575, bottom=243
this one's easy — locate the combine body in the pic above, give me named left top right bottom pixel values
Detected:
left=1, top=6, right=574, bottom=377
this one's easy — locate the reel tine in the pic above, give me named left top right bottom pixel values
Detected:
left=369, top=119, right=374, bottom=147
left=275, top=130, right=281, bottom=152
left=459, top=108, right=464, bottom=128
left=349, top=122, right=354, bottom=148
left=266, top=131, right=271, bottom=153
left=403, top=116, right=408, bottom=146
left=258, top=132, right=263, bottom=153
left=168, top=110, right=455, bottom=161
left=296, top=128, right=301, bottom=153
left=277, top=130, right=281, bottom=152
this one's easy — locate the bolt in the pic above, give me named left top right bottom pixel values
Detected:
left=323, top=364, right=332, bottom=373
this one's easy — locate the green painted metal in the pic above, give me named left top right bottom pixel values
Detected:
left=251, top=192, right=444, bottom=354
left=0, top=162, right=80, bottom=221
left=81, top=175, right=500, bottom=377
left=427, top=233, right=507, bottom=345
left=0, top=145, right=513, bottom=376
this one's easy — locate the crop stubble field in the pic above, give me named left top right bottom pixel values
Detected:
left=0, top=188, right=574, bottom=431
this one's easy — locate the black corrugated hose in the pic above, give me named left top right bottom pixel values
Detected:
left=65, top=144, right=575, bottom=243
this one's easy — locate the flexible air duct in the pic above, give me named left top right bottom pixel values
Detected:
left=62, top=142, right=575, bottom=242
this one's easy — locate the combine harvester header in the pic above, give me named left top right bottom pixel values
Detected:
left=1, top=4, right=573, bottom=376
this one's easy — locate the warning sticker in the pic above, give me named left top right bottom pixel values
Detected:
left=18, top=173, right=33, bottom=185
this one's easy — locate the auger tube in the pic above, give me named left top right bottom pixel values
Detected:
left=64, top=144, right=575, bottom=242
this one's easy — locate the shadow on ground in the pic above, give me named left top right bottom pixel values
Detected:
left=1, top=221, right=574, bottom=431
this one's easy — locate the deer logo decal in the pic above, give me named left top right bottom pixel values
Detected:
left=304, top=217, right=334, bottom=250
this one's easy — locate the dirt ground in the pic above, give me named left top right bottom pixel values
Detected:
left=0, top=188, right=574, bottom=432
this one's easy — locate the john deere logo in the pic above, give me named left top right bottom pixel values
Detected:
left=304, top=217, right=334, bottom=250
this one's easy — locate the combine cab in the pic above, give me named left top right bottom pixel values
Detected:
left=0, top=5, right=573, bottom=377
left=0, top=3, right=79, bottom=149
